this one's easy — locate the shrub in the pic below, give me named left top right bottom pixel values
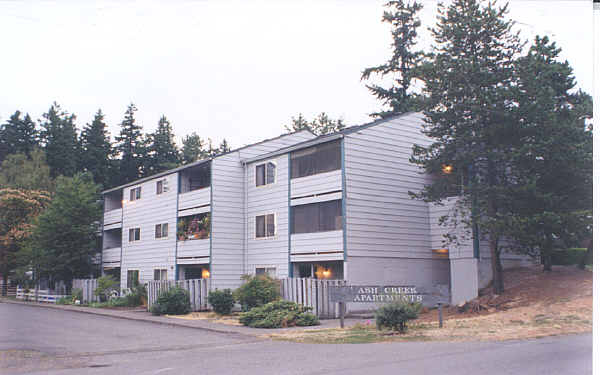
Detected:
left=124, top=283, right=147, bottom=307
left=239, top=300, right=319, bottom=328
left=234, top=274, right=280, bottom=311
left=56, top=296, right=71, bottom=305
left=150, top=287, right=191, bottom=316
left=208, top=289, right=235, bottom=315
left=107, top=296, right=130, bottom=307
left=94, top=276, right=120, bottom=302
left=552, top=248, right=591, bottom=266
left=71, top=288, right=83, bottom=303
left=375, top=299, right=421, bottom=332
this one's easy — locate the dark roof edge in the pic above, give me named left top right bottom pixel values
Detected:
left=241, top=112, right=418, bottom=164
left=102, top=128, right=314, bottom=194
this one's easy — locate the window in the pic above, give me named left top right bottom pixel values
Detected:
left=155, top=223, right=168, bottom=239
left=127, top=270, right=139, bottom=288
left=156, top=180, right=163, bottom=195
left=255, top=214, right=275, bottom=238
left=291, top=140, right=341, bottom=179
left=292, top=200, right=342, bottom=234
left=128, top=228, right=141, bottom=242
left=256, top=162, right=276, bottom=186
left=129, top=186, right=141, bottom=201
left=256, top=267, right=276, bottom=277
left=153, top=269, right=167, bottom=280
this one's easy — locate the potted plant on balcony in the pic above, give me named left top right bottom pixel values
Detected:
left=177, top=220, right=187, bottom=241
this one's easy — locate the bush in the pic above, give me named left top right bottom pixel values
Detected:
left=94, top=276, right=119, bottom=302
left=208, top=289, right=235, bottom=315
left=239, top=300, right=319, bottom=328
left=124, top=283, right=147, bottom=307
left=234, top=274, right=280, bottom=311
left=552, top=248, right=591, bottom=266
left=375, top=299, right=421, bottom=332
left=108, top=296, right=130, bottom=307
left=150, top=287, right=191, bottom=316
left=56, top=296, right=71, bottom=305
left=71, top=288, right=83, bottom=303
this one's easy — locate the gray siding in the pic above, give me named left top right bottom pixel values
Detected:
left=245, top=155, right=289, bottom=279
left=120, top=172, right=179, bottom=285
left=345, top=112, right=435, bottom=259
left=103, top=209, right=122, bottom=227
left=211, top=131, right=316, bottom=290
left=290, top=231, right=344, bottom=262
left=178, top=188, right=210, bottom=211
left=290, top=170, right=341, bottom=198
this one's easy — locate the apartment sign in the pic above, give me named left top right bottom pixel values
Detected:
left=329, top=285, right=449, bottom=304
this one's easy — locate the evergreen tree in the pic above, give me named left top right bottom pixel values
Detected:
left=0, top=149, right=54, bottom=192
left=27, top=172, right=101, bottom=288
left=145, top=115, right=180, bottom=175
left=284, top=113, right=345, bottom=135
left=410, top=0, right=522, bottom=294
left=218, top=139, right=230, bottom=154
left=80, top=109, right=115, bottom=188
left=505, top=36, right=593, bottom=271
left=115, top=103, right=145, bottom=184
left=361, top=0, right=424, bottom=118
left=181, top=132, right=208, bottom=164
left=0, top=111, right=38, bottom=163
left=39, top=103, right=81, bottom=178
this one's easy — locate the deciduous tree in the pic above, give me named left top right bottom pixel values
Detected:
left=0, top=149, right=54, bottom=192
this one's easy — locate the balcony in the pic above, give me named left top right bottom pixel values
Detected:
left=179, top=188, right=211, bottom=211
left=102, top=246, right=121, bottom=267
left=103, top=208, right=122, bottom=229
left=176, top=239, right=210, bottom=264
left=290, top=230, right=344, bottom=262
left=290, top=169, right=341, bottom=199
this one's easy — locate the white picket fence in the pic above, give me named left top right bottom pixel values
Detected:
left=280, top=278, right=347, bottom=319
left=16, top=288, right=68, bottom=303
left=147, top=279, right=210, bottom=312
left=72, top=279, right=99, bottom=304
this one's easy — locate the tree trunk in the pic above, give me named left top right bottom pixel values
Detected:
left=1, top=273, right=7, bottom=297
left=542, top=234, right=553, bottom=272
left=578, top=238, right=593, bottom=270
left=489, top=235, right=504, bottom=294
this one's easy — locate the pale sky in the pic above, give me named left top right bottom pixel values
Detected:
left=0, top=0, right=594, bottom=149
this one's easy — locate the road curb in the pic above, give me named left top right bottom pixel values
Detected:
left=0, top=298, right=258, bottom=338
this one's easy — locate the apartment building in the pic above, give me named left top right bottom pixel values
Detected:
left=101, top=112, right=528, bottom=305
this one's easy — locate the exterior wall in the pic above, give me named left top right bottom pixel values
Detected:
left=211, top=130, right=316, bottom=290
left=120, top=172, right=178, bottom=286
left=176, top=239, right=210, bottom=261
left=178, top=187, right=210, bottom=211
left=450, top=258, right=478, bottom=305
left=344, top=112, right=434, bottom=259
left=290, top=231, right=343, bottom=261
left=245, top=154, right=289, bottom=279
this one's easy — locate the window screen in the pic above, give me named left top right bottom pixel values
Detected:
left=291, top=140, right=341, bottom=179
left=154, top=269, right=167, bottom=280
left=127, top=270, right=139, bottom=288
left=256, top=164, right=265, bottom=186
left=129, top=228, right=140, bottom=241
left=266, top=162, right=276, bottom=184
left=292, top=200, right=342, bottom=234
left=256, top=214, right=275, bottom=238
left=155, top=223, right=168, bottom=238
left=130, top=187, right=141, bottom=201
left=156, top=180, right=163, bottom=195
left=256, top=267, right=276, bottom=277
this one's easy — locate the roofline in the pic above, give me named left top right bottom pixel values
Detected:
left=101, top=128, right=315, bottom=195
left=241, top=112, right=417, bottom=164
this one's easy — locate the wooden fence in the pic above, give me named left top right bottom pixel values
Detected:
left=72, top=279, right=99, bottom=304
left=280, top=278, right=347, bottom=319
left=147, top=279, right=210, bottom=312
left=16, top=288, right=68, bottom=303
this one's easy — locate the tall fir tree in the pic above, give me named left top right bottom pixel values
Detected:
left=115, top=103, right=145, bottom=185
left=0, top=111, right=39, bottom=163
left=181, top=132, right=208, bottom=164
left=505, top=36, right=593, bottom=271
left=361, top=0, right=424, bottom=118
left=284, top=112, right=345, bottom=135
left=145, top=115, right=180, bottom=175
left=80, top=109, right=115, bottom=189
left=39, top=103, right=81, bottom=178
left=410, top=0, right=522, bottom=294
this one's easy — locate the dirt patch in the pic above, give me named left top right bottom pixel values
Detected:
left=265, top=265, right=592, bottom=343
left=166, top=311, right=243, bottom=326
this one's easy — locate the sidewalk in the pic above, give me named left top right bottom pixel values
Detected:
left=0, top=298, right=364, bottom=336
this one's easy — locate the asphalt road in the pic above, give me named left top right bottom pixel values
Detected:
left=0, top=303, right=592, bottom=375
